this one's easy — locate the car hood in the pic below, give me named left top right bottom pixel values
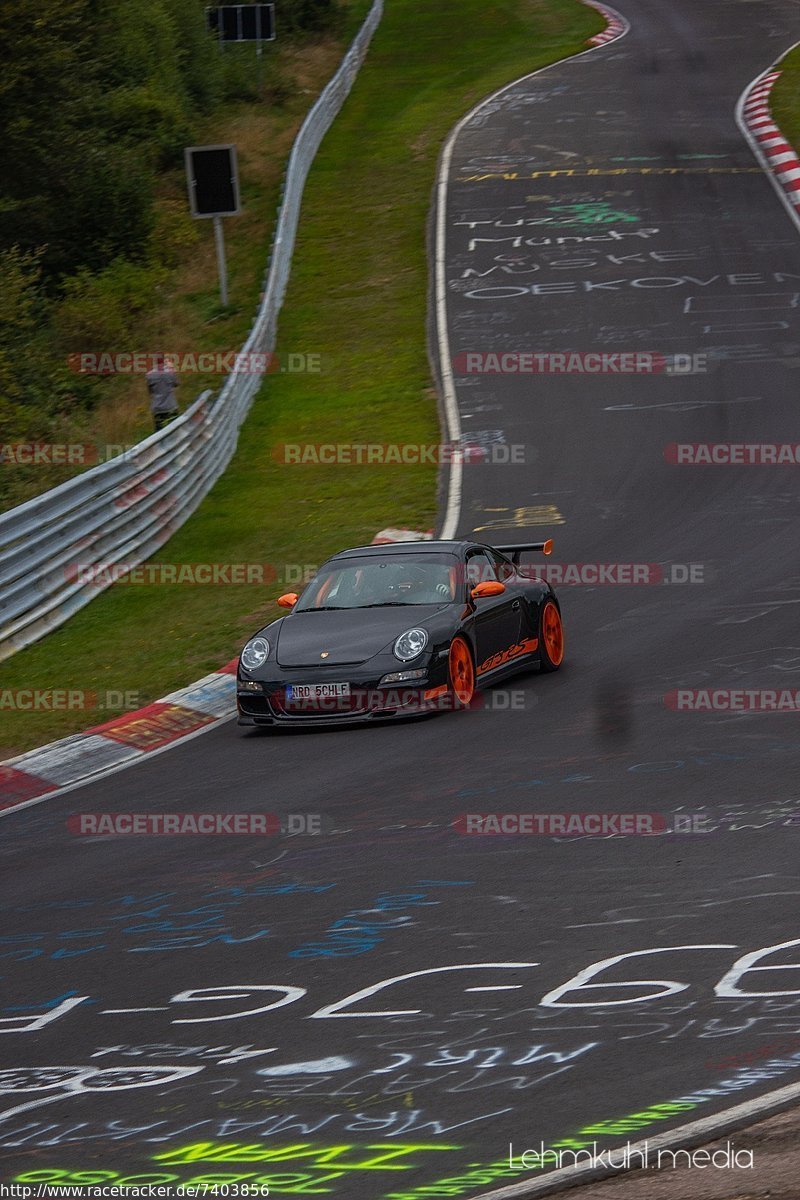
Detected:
left=276, top=606, right=447, bottom=668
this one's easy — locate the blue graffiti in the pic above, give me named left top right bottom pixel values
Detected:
left=289, top=884, right=472, bottom=959
left=0, top=883, right=336, bottom=965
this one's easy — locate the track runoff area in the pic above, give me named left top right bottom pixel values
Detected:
left=3, top=1, right=800, bottom=1198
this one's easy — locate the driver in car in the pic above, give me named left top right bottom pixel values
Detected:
left=350, top=562, right=455, bottom=605
left=394, top=563, right=454, bottom=604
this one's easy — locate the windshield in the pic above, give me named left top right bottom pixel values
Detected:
left=295, top=553, right=460, bottom=611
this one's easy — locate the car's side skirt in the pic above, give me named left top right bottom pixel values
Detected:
left=475, top=637, right=539, bottom=681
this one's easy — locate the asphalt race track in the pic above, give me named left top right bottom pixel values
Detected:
left=2, top=0, right=800, bottom=1196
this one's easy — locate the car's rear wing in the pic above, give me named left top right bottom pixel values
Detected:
left=493, top=540, right=553, bottom=564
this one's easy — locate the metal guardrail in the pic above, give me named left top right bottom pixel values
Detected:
left=0, top=0, right=384, bottom=663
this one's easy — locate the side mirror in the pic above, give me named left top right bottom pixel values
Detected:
left=471, top=580, right=506, bottom=599
left=277, top=592, right=298, bottom=609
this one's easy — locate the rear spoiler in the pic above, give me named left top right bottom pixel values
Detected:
left=493, top=540, right=553, bottom=565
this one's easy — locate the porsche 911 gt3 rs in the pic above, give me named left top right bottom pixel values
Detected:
left=236, top=538, right=564, bottom=727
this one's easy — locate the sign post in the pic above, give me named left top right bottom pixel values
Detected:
left=184, top=144, right=241, bottom=307
left=213, top=216, right=229, bottom=306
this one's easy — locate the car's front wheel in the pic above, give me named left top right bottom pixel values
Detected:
left=448, top=636, right=475, bottom=707
left=539, top=600, right=564, bottom=672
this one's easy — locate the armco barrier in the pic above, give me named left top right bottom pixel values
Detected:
left=0, top=0, right=384, bottom=664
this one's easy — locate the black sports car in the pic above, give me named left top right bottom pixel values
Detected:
left=236, top=538, right=564, bottom=727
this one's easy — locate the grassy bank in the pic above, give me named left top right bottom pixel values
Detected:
left=770, top=47, right=800, bottom=154
left=1, top=0, right=604, bottom=757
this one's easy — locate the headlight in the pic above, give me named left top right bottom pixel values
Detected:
left=393, top=628, right=428, bottom=662
left=241, top=637, right=270, bottom=671
left=380, top=668, right=427, bottom=685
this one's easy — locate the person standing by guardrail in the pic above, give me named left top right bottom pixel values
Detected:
left=146, top=354, right=180, bottom=431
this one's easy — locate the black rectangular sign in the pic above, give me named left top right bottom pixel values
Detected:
left=184, top=145, right=241, bottom=218
left=207, top=4, right=275, bottom=42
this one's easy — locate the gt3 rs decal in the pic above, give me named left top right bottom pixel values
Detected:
left=477, top=637, right=538, bottom=676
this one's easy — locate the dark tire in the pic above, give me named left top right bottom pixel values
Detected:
left=539, top=600, right=565, bottom=672
left=448, top=636, right=476, bottom=707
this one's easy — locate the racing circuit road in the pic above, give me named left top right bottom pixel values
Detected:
left=2, top=0, right=800, bottom=1196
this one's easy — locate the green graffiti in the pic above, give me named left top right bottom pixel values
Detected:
left=153, top=1141, right=458, bottom=1169
left=547, top=200, right=640, bottom=225
left=16, top=1173, right=180, bottom=1187
left=574, top=1101, right=699, bottom=1137
left=16, top=1144, right=462, bottom=1197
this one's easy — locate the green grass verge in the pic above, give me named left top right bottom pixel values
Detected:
left=1, top=0, right=603, bottom=758
left=770, top=47, right=800, bottom=152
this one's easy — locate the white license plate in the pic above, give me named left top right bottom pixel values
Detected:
left=287, top=682, right=351, bottom=700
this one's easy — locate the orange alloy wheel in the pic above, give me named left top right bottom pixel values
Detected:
left=448, top=637, right=475, bottom=706
left=540, top=601, right=565, bottom=670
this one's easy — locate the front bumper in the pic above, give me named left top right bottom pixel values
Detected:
left=237, top=659, right=451, bottom=727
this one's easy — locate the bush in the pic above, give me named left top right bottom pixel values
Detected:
left=149, top=201, right=201, bottom=269
left=275, top=0, right=344, bottom=35
left=0, top=249, right=97, bottom=507
left=54, top=259, right=170, bottom=352
left=103, top=86, right=194, bottom=166
left=0, top=0, right=223, bottom=279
